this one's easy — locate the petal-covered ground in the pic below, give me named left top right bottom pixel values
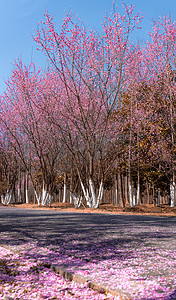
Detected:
left=0, top=246, right=116, bottom=299
left=0, top=209, right=176, bottom=299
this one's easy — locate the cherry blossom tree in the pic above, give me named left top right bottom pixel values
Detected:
left=0, top=60, right=66, bottom=206
left=33, top=4, right=143, bottom=208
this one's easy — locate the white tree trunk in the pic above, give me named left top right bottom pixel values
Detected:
left=133, top=187, right=136, bottom=206
left=80, top=181, right=91, bottom=207
left=136, top=182, right=140, bottom=205
left=94, top=181, right=104, bottom=208
left=170, top=183, right=175, bottom=207
left=73, top=194, right=79, bottom=207
left=129, top=181, right=133, bottom=207
left=73, top=194, right=85, bottom=208
left=41, top=183, right=52, bottom=206
left=42, top=184, right=47, bottom=206
left=80, top=179, right=103, bottom=208
left=89, top=178, right=96, bottom=208
left=62, top=172, right=67, bottom=203
left=115, top=187, right=118, bottom=206
left=98, top=181, right=103, bottom=204
left=63, top=182, right=66, bottom=203
left=1, top=190, right=12, bottom=205
left=46, top=193, right=52, bottom=206
left=70, top=191, right=73, bottom=204
left=34, top=190, right=41, bottom=205
left=26, top=189, right=29, bottom=204
left=26, top=173, right=29, bottom=203
left=18, top=188, right=21, bottom=203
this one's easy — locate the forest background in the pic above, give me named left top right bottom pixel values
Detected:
left=0, top=1, right=176, bottom=209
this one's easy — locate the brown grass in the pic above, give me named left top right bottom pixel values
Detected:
left=2, top=202, right=176, bottom=217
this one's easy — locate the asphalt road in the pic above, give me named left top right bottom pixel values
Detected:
left=0, top=207, right=175, bottom=251
left=0, top=207, right=176, bottom=299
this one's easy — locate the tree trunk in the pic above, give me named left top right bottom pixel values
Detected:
left=133, top=187, right=136, bottom=206
left=124, top=175, right=128, bottom=206
left=18, top=169, right=21, bottom=203
left=129, top=180, right=133, bottom=207
left=157, top=188, right=160, bottom=207
left=26, top=173, right=29, bottom=204
left=115, top=174, right=118, bottom=206
left=146, top=181, right=150, bottom=205
left=170, top=182, right=175, bottom=207
left=63, top=172, right=67, bottom=203
left=136, top=169, right=140, bottom=205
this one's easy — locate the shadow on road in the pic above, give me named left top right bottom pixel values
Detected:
left=0, top=208, right=176, bottom=299
left=0, top=208, right=175, bottom=267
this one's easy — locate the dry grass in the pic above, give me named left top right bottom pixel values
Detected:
left=2, top=202, right=176, bottom=217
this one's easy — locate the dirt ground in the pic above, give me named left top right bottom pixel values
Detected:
left=2, top=202, right=176, bottom=217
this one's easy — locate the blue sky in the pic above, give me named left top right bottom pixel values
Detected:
left=0, top=0, right=175, bottom=93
